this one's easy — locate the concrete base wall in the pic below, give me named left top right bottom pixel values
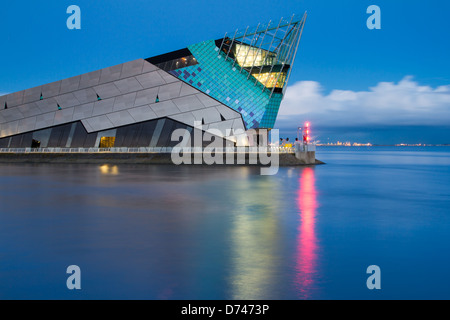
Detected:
left=295, top=151, right=316, bottom=164
left=0, top=152, right=323, bottom=166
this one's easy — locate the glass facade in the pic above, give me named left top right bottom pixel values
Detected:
left=168, top=40, right=284, bottom=129
left=0, top=119, right=231, bottom=148
left=163, top=14, right=307, bottom=129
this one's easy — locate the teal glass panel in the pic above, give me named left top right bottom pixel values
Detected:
left=169, top=40, right=283, bottom=129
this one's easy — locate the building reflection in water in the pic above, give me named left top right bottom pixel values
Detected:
left=295, top=167, right=319, bottom=299
left=228, top=172, right=282, bottom=300
left=99, top=164, right=119, bottom=175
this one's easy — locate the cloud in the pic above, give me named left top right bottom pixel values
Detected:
left=276, top=76, right=450, bottom=129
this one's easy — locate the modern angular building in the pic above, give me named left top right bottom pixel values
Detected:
left=0, top=14, right=306, bottom=149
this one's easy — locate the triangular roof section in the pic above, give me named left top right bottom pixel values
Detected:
left=216, top=13, right=307, bottom=96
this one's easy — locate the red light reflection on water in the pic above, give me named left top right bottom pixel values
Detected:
left=295, top=167, right=319, bottom=299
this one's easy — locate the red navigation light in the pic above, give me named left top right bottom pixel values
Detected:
left=303, top=122, right=311, bottom=144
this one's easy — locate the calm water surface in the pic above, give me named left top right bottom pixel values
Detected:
left=1, top=147, right=450, bottom=299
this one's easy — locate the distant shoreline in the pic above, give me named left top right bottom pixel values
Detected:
left=316, top=144, right=450, bottom=147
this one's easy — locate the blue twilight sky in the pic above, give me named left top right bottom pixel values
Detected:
left=1, top=0, right=449, bottom=144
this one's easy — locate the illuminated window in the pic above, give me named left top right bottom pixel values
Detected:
left=233, top=44, right=276, bottom=68
left=155, top=55, right=198, bottom=72
left=99, top=137, right=115, bottom=148
left=252, top=72, right=287, bottom=88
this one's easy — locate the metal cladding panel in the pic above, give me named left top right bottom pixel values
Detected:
left=142, top=60, right=159, bottom=73
left=134, top=87, right=159, bottom=107
left=72, top=102, right=94, bottom=121
left=113, top=92, right=137, bottom=112
left=79, top=70, right=101, bottom=89
left=17, top=116, right=37, bottom=133
left=150, top=100, right=181, bottom=118
left=215, top=104, right=242, bottom=120
left=168, top=112, right=196, bottom=127
left=41, top=81, right=61, bottom=98
left=232, top=118, right=246, bottom=132
left=135, top=71, right=166, bottom=89
left=98, top=64, right=123, bottom=85
left=179, top=83, right=199, bottom=96
left=206, top=119, right=236, bottom=137
left=0, top=54, right=247, bottom=143
left=120, top=59, right=145, bottom=79
left=114, top=77, right=143, bottom=95
left=23, top=86, right=42, bottom=104
left=83, top=115, right=115, bottom=132
left=5, top=91, right=24, bottom=107
left=157, top=82, right=182, bottom=101
left=59, top=75, right=81, bottom=94
left=0, top=120, right=19, bottom=137
left=35, top=112, right=56, bottom=129
left=18, top=102, right=42, bottom=119
left=73, top=87, right=98, bottom=104
left=36, top=97, right=58, bottom=113
left=195, top=93, right=220, bottom=108
left=55, top=93, right=80, bottom=108
left=1, top=107, right=24, bottom=122
left=81, top=119, right=94, bottom=132
left=93, top=82, right=121, bottom=99
left=53, top=107, right=75, bottom=125
left=192, top=107, right=221, bottom=124
left=172, top=95, right=206, bottom=112
left=157, top=70, right=178, bottom=84
left=92, top=98, right=115, bottom=117
left=106, top=110, right=136, bottom=127
left=127, top=105, right=158, bottom=122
